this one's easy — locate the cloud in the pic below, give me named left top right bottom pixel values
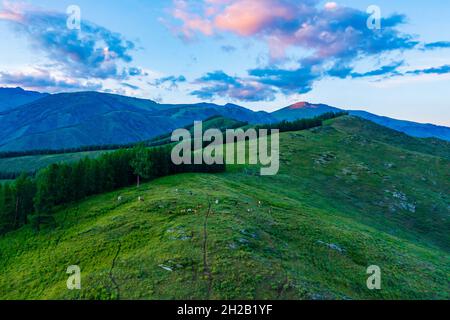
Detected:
left=324, top=2, right=338, bottom=10
left=221, top=45, right=237, bottom=52
left=127, top=67, right=148, bottom=77
left=169, top=0, right=417, bottom=60
left=167, top=0, right=214, bottom=40
left=248, top=66, right=318, bottom=94
left=0, top=69, right=102, bottom=92
left=350, top=61, right=404, bottom=78
left=191, top=70, right=277, bottom=102
left=151, top=75, right=187, bottom=89
left=405, top=65, right=450, bottom=75
left=0, top=2, right=138, bottom=81
left=213, top=0, right=300, bottom=37
left=121, top=82, right=140, bottom=90
left=168, top=0, right=434, bottom=101
left=422, top=41, right=450, bottom=50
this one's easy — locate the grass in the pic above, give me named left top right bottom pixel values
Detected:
left=0, top=116, right=448, bottom=300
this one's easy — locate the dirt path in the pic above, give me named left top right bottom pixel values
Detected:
left=109, top=242, right=122, bottom=300
left=202, top=201, right=213, bottom=299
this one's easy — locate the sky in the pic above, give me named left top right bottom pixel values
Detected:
left=0, top=0, right=449, bottom=125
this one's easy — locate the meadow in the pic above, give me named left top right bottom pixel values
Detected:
left=0, top=116, right=448, bottom=300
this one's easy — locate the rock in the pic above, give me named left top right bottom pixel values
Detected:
left=167, top=227, right=192, bottom=241
left=317, top=240, right=345, bottom=254
left=384, top=163, right=395, bottom=169
left=392, top=191, right=407, bottom=201
left=342, top=168, right=352, bottom=175
left=390, top=191, right=416, bottom=213
left=314, top=152, right=336, bottom=165
left=158, top=264, right=173, bottom=272
left=240, top=229, right=257, bottom=239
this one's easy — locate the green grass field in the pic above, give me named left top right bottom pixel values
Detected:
left=0, top=116, right=448, bottom=300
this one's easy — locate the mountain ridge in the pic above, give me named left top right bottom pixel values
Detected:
left=0, top=87, right=49, bottom=112
left=0, top=88, right=448, bottom=151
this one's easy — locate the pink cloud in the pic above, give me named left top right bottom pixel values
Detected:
left=214, top=0, right=296, bottom=36
left=168, top=0, right=422, bottom=101
left=324, top=2, right=338, bottom=10
left=0, top=1, right=26, bottom=23
left=170, top=0, right=301, bottom=40
left=171, top=0, right=214, bottom=39
left=168, top=0, right=414, bottom=64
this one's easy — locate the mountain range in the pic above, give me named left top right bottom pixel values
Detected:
left=0, top=87, right=49, bottom=112
left=0, top=87, right=448, bottom=151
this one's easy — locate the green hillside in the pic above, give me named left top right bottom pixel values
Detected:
left=0, top=116, right=448, bottom=300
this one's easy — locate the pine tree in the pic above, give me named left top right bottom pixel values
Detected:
left=72, top=160, right=87, bottom=201
left=14, top=173, right=36, bottom=227
left=0, top=183, right=15, bottom=233
left=131, top=144, right=153, bottom=187
left=32, top=168, right=57, bottom=232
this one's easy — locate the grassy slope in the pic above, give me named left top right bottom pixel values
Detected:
left=0, top=116, right=448, bottom=300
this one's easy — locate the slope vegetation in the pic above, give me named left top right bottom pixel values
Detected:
left=0, top=116, right=448, bottom=300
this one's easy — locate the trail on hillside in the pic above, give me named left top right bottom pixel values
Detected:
left=109, top=242, right=122, bottom=300
left=53, top=208, right=72, bottom=248
left=202, top=200, right=213, bottom=299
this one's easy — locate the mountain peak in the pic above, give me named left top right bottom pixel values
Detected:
left=0, top=87, right=49, bottom=112
left=288, top=102, right=314, bottom=109
left=0, top=86, right=25, bottom=92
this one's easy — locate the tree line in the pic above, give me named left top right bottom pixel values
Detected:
left=0, top=171, right=27, bottom=180
left=0, top=145, right=225, bottom=234
left=257, top=111, right=348, bottom=133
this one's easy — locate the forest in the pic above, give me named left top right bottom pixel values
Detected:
left=0, top=145, right=225, bottom=234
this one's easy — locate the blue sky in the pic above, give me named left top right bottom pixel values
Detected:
left=0, top=0, right=449, bottom=125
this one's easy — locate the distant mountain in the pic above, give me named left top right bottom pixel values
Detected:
left=0, top=91, right=275, bottom=151
left=348, top=110, right=450, bottom=141
left=0, top=89, right=448, bottom=151
left=271, top=101, right=450, bottom=142
left=0, top=87, right=49, bottom=112
left=272, top=102, right=341, bottom=121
